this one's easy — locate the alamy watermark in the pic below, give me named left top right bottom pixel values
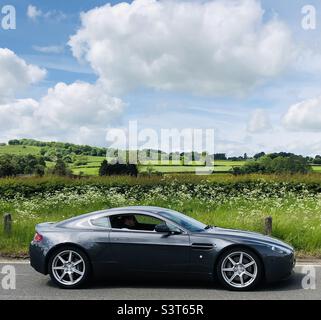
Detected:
left=1, top=265, right=16, bottom=290
left=302, top=5, right=316, bottom=30
left=301, top=265, right=317, bottom=290
left=1, top=5, right=15, bottom=30
left=105, top=121, right=215, bottom=175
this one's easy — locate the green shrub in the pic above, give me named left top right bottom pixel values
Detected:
left=0, top=154, right=46, bottom=178
left=233, top=155, right=310, bottom=175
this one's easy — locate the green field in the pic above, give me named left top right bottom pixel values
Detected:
left=71, top=159, right=247, bottom=175
left=1, top=144, right=321, bottom=176
left=140, top=160, right=206, bottom=165
left=72, top=167, right=100, bottom=175
left=139, top=165, right=211, bottom=173
left=0, top=145, right=41, bottom=156
left=72, top=159, right=321, bottom=175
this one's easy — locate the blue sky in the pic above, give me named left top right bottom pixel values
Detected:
left=1, top=0, right=321, bottom=156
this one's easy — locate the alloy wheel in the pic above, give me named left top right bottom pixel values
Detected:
left=221, top=251, right=258, bottom=289
left=51, top=250, right=86, bottom=286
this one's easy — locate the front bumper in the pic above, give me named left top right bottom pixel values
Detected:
left=264, top=251, right=295, bottom=283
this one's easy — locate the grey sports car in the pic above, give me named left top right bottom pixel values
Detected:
left=29, top=206, right=295, bottom=290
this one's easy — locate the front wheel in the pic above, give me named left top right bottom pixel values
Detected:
left=48, top=246, right=91, bottom=289
left=216, top=248, right=263, bottom=291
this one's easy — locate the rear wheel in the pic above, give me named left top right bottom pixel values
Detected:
left=48, top=246, right=91, bottom=289
left=216, top=248, right=263, bottom=291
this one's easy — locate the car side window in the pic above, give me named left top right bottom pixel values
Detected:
left=110, top=214, right=164, bottom=231
left=91, top=216, right=110, bottom=228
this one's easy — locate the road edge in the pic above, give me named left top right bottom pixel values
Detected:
left=1, top=258, right=321, bottom=266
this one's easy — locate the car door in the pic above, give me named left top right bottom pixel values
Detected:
left=108, top=213, right=191, bottom=274
left=86, top=215, right=116, bottom=273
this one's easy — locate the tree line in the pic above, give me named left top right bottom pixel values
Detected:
left=0, top=154, right=139, bottom=178
left=99, top=160, right=138, bottom=177
left=8, top=138, right=107, bottom=157
left=232, top=153, right=310, bottom=175
left=0, top=154, right=46, bottom=177
left=0, top=154, right=74, bottom=178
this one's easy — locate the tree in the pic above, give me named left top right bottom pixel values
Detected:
left=254, top=152, right=265, bottom=160
left=99, top=160, right=138, bottom=177
left=24, top=165, right=33, bottom=175
left=99, top=160, right=109, bottom=176
left=268, top=152, right=295, bottom=159
left=127, top=163, right=138, bottom=177
left=34, top=165, right=45, bottom=177
left=8, top=139, right=20, bottom=145
left=52, top=159, right=70, bottom=176
left=214, top=153, right=227, bottom=160
left=90, top=148, right=98, bottom=156
left=233, top=154, right=310, bottom=175
left=313, top=155, right=321, bottom=165
left=62, top=155, right=73, bottom=163
left=0, top=155, right=16, bottom=177
left=0, top=154, right=47, bottom=177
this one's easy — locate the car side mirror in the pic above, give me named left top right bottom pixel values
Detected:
left=155, top=223, right=171, bottom=233
left=155, top=223, right=182, bottom=235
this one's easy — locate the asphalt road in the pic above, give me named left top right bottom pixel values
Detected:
left=0, top=261, right=320, bottom=300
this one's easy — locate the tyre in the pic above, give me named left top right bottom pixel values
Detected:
left=48, top=246, right=91, bottom=289
left=216, top=247, right=263, bottom=291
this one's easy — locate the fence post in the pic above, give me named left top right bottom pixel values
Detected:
left=4, top=213, right=12, bottom=235
left=264, top=216, right=272, bottom=236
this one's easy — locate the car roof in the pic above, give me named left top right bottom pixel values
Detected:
left=107, top=206, right=171, bottom=214
left=56, top=206, right=173, bottom=226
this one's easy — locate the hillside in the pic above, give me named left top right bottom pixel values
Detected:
left=0, top=145, right=41, bottom=156
left=0, top=147, right=239, bottom=175
left=1, top=139, right=320, bottom=175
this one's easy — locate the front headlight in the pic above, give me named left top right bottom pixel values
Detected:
left=271, top=245, right=291, bottom=254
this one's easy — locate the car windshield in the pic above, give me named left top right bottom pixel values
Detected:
left=159, top=209, right=206, bottom=232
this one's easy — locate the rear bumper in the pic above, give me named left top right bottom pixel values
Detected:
left=264, top=252, right=295, bottom=283
left=29, top=242, right=47, bottom=275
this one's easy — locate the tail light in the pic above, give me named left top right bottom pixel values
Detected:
left=33, top=232, right=43, bottom=242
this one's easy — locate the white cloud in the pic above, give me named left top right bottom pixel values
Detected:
left=0, top=48, right=46, bottom=102
left=27, top=5, right=66, bottom=22
left=69, top=0, right=293, bottom=95
left=0, top=81, right=124, bottom=143
left=44, top=10, right=66, bottom=21
left=247, top=109, right=271, bottom=133
left=283, top=96, right=321, bottom=131
left=27, top=5, right=42, bottom=21
left=0, top=99, right=38, bottom=134
left=0, top=47, right=124, bottom=144
left=35, top=81, right=124, bottom=132
left=32, top=45, right=64, bottom=54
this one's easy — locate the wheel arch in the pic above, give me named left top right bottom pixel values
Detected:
left=213, top=244, right=266, bottom=280
left=45, top=242, right=92, bottom=274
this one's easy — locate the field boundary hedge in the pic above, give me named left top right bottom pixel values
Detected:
left=0, top=174, right=321, bottom=198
